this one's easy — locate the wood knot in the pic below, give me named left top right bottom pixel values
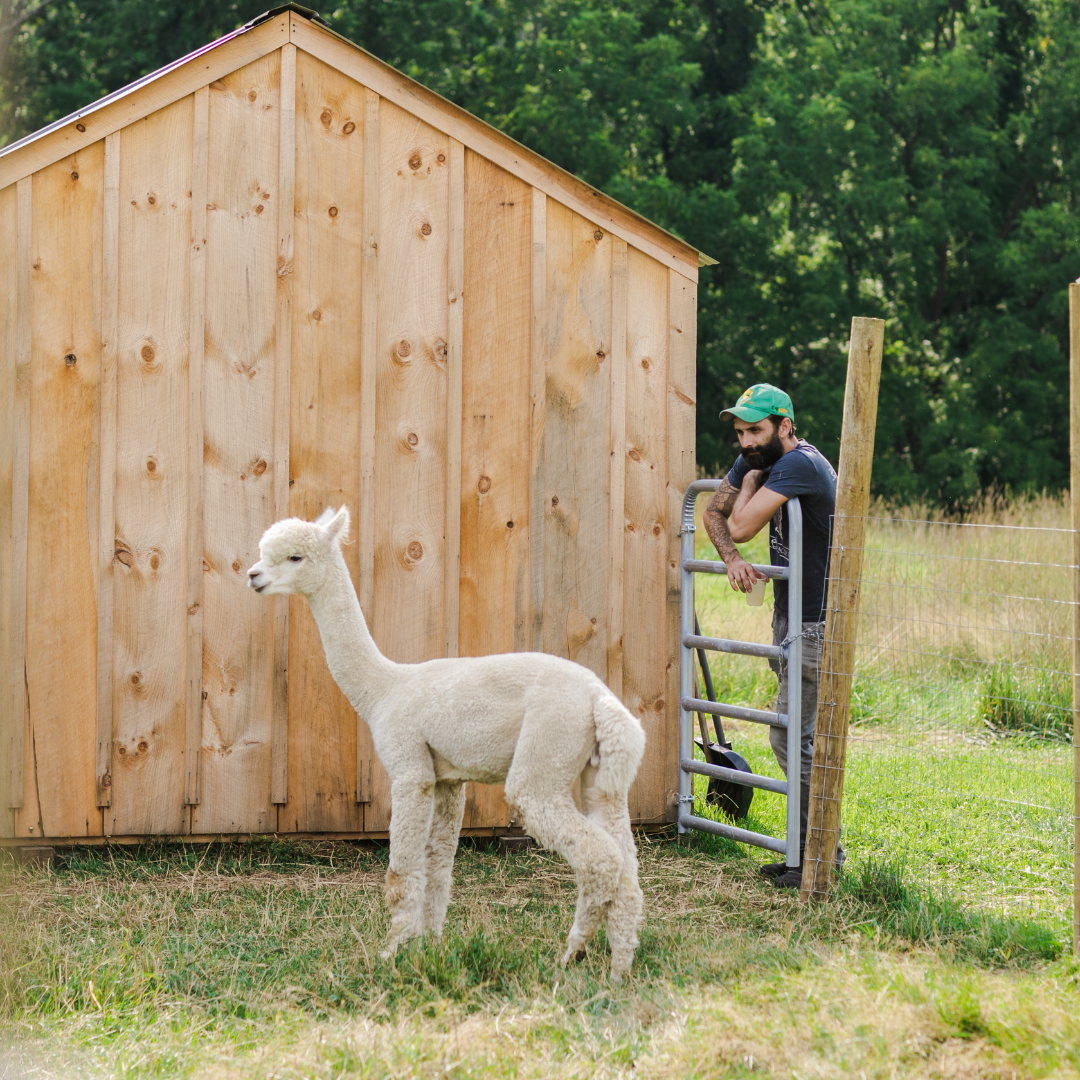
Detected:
left=395, top=339, right=412, bottom=360
left=141, top=344, right=155, bottom=364
left=652, top=523, right=662, bottom=536
left=628, top=449, right=641, bottom=462
left=70, top=171, right=79, bottom=181
left=188, top=603, right=200, bottom=616
left=147, top=193, right=156, bottom=205
left=114, top=548, right=133, bottom=567
left=75, top=122, right=86, bottom=132
left=117, top=745, right=126, bottom=756
left=232, top=560, right=241, bottom=573
left=342, top=121, right=356, bottom=135
left=253, top=459, right=267, bottom=476
left=590, top=617, right=597, bottom=625
left=406, top=432, right=418, bottom=447
left=433, top=338, right=447, bottom=362
left=100, top=774, right=111, bottom=788
left=408, top=150, right=423, bottom=170
left=406, top=540, right=423, bottom=561
left=146, top=458, right=157, bottom=473
left=594, top=230, right=603, bottom=241
left=149, top=554, right=160, bottom=570
left=420, top=222, right=431, bottom=236
left=506, top=520, right=514, bottom=529
left=311, top=309, right=322, bottom=321
left=437, top=152, right=446, bottom=163
left=130, top=673, right=140, bottom=686
left=641, top=357, right=651, bottom=370
left=320, top=108, right=333, bottom=127
left=255, top=204, right=264, bottom=214
left=477, top=476, right=491, bottom=494
left=328, top=205, right=339, bottom=218
left=137, top=740, right=149, bottom=752
left=64, top=353, right=77, bottom=367
left=595, top=350, right=606, bottom=360
left=654, top=699, right=665, bottom=712
left=248, top=90, right=258, bottom=102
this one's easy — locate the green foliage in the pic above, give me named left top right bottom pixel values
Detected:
left=2, top=0, right=1078, bottom=506
left=978, top=660, right=1073, bottom=742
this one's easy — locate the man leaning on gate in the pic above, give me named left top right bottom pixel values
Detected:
left=702, top=383, right=843, bottom=889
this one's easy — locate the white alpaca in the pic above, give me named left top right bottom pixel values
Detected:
left=247, top=507, right=646, bottom=981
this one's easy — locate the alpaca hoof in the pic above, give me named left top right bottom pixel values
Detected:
left=560, top=945, right=587, bottom=967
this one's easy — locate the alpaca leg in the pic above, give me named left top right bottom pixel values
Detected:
left=505, top=782, right=622, bottom=967
left=423, top=780, right=465, bottom=936
left=383, top=776, right=436, bottom=957
left=581, top=777, right=643, bottom=983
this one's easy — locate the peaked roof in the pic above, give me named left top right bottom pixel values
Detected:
left=0, top=3, right=712, bottom=279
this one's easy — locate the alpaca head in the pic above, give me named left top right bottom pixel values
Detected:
left=247, top=506, right=350, bottom=596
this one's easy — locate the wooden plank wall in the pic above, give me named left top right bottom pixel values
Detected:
left=0, top=43, right=697, bottom=838
left=191, top=54, right=281, bottom=836
left=108, top=98, right=194, bottom=836
left=25, top=149, right=105, bottom=839
left=284, top=50, right=366, bottom=832
left=458, top=150, right=531, bottom=829
left=0, top=183, right=16, bottom=839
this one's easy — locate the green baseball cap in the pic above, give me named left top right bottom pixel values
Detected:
left=720, top=383, right=795, bottom=424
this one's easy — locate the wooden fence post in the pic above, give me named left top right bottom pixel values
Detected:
left=800, top=316, right=884, bottom=901
left=1069, top=282, right=1080, bottom=957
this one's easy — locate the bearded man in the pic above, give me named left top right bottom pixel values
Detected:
left=702, top=383, right=839, bottom=888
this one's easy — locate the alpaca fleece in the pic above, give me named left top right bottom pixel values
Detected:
left=248, top=507, right=646, bottom=981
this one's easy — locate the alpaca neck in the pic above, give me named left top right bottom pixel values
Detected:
left=304, top=551, right=396, bottom=719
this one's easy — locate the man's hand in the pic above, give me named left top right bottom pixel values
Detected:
left=702, top=480, right=769, bottom=593
left=725, top=552, right=768, bottom=593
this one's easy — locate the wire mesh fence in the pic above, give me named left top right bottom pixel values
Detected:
left=831, top=515, right=1075, bottom=932
left=689, top=499, right=1075, bottom=941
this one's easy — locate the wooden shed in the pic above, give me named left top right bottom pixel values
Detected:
left=0, top=4, right=705, bottom=844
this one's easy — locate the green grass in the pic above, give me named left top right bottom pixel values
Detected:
left=2, top=839, right=1079, bottom=1079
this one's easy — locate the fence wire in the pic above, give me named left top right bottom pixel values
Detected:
left=827, top=516, right=1075, bottom=932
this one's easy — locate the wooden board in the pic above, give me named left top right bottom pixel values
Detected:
left=185, top=89, right=208, bottom=807
left=272, top=44, right=296, bottom=807
left=623, top=248, right=670, bottom=822
left=24, top=147, right=105, bottom=838
left=283, top=49, right=365, bottom=833
left=97, top=133, right=120, bottom=808
left=665, top=269, right=697, bottom=823
left=607, top=238, right=627, bottom=697
left=0, top=183, right=16, bottom=836
left=109, top=98, right=194, bottom=836
left=7, top=177, right=31, bottom=814
left=191, top=53, right=281, bottom=836
left=367, top=99, right=450, bottom=831
left=528, top=189, right=546, bottom=653
left=458, top=150, right=531, bottom=830
left=542, top=201, right=612, bottom=679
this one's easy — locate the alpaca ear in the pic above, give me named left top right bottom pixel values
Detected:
left=313, top=507, right=336, bottom=528
left=323, top=505, right=350, bottom=545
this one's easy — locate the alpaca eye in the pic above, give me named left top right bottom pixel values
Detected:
left=289, top=555, right=303, bottom=562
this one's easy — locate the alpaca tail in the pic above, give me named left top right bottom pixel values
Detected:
left=591, top=689, right=647, bottom=799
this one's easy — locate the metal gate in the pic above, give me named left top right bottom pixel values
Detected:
left=678, top=479, right=804, bottom=868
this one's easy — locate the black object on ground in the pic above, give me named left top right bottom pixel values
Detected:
left=693, top=613, right=754, bottom=821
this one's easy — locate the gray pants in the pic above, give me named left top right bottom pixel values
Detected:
left=768, top=614, right=841, bottom=865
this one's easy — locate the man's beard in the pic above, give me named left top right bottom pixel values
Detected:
left=741, top=429, right=786, bottom=471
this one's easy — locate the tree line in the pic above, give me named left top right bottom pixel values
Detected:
left=3, top=0, right=1077, bottom=506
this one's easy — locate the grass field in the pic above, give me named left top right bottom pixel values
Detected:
left=2, top=839, right=1079, bottom=1079
left=0, top=493, right=1074, bottom=1079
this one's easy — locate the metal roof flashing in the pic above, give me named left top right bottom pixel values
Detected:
left=0, top=5, right=715, bottom=269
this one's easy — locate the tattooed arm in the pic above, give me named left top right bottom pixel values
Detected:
left=702, top=477, right=770, bottom=593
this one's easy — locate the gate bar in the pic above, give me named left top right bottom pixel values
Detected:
left=681, top=757, right=788, bottom=795
left=682, top=697, right=787, bottom=729
left=679, top=814, right=787, bottom=856
left=683, top=633, right=781, bottom=661
left=684, top=559, right=790, bottom=579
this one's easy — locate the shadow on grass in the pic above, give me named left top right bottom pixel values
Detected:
left=839, top=857, right=1065, bottom=965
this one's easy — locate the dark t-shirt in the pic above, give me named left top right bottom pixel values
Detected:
left=725, top=440, right=837, bottom=622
